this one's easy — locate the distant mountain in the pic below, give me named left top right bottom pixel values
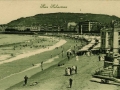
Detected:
left=7, top=13, right=120, bottom=26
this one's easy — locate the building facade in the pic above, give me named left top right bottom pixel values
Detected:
left=100, top=21, right=120, bottom=53
left=79, top=20, right=98, bottom=33
left=99, top=20, right=120, bottom=78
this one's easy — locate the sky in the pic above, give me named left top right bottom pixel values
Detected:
left=0, top=0, right=120, bottom=24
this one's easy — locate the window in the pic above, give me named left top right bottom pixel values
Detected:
left=119, top=49, right=120, bottom=53
left=119, top=32, right=120, bottom=35
left=119, top=40, right=120, bottom=45
left=101, top=32, right=104, bottom=36
left=102, top=39, right=104, bottom=45
left=108, top=39, right=111, bottom=45
left=108, top=32, right=111, bottom=37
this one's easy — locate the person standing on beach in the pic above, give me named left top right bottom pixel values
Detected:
left=67, top=52, right=70, bottom=60
left=69, top=78, right=73, bottom=88
left=62, top=50, right=64, bottom=57
left=51, top=54, right=52, bottom=58
left=41, top=61, right=43, bottom=71
left=75, top=66, right=77, bottom=74
left=76, top=55, right=79, bottom=61
left=67, top=55, right=70, bottom=60
left=24, top=75, right=28, bottom=86
left=98, top=55, right=101, bottom=61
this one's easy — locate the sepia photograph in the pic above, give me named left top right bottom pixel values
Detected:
left=0, top=0, right=120, bottom=90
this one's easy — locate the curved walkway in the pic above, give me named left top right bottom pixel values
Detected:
left=0, top=55, right=59, bottom=81
left=0, top=39, right=67, bottom=90
left=0, top=39, right=67, bottom=65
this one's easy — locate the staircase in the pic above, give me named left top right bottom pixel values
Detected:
left=101, top=68, right=113, bottom=77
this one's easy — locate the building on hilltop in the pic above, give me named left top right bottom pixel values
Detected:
left=79, top=20, right=98, bottom=33
left=67, top=22, right=77, bottom=31
left=5, top=25, right=41, bottom=32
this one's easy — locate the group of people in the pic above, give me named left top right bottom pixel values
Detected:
left=65, top=66, right=77, bottom=76
left=65, top=66, right=77, bottom=88
left=13, top=37, right=56, bottom=52
left=22, top=36, right=79, bottom=88
left=67, top=49, right=75, bottom=60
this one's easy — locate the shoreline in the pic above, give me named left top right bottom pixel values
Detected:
left=0, top=38, right=67, bottom=90
left=0, top=39, right=66, bottom=65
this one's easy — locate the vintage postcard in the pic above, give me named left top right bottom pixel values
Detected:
left=0, top=0, right=120, bottom=90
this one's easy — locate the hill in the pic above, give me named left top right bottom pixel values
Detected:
left=7, top=13, right=120, bottom=26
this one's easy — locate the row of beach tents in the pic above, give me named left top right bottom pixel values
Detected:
left=77, top=35, right=101, bottom=55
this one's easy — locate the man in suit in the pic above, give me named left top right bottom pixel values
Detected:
left=24, top=75, right=28, bottom=85
left=69, top=78, right=73, bottom=88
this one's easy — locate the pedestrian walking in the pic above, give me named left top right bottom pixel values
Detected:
left=67, top=68, right=70, bottom=76
left=69, top=78, right=73, bottom=88
left=75, top=66, right=77, bottom=74
left=41, top=61, right=43, bottom=71
left=24, top=75, right=28, bottom=86
left=67, top=55, right=70, bottom=60
left=65, top=67, right=68, bottom=75
left=67, top=52, right=69, bottom=56
left=51, top=54, right=52, bottom=58
left=98, top=55, right=101, bottom=61
left=76, top=55, right=79, bottom=61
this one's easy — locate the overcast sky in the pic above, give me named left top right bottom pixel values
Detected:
left=0, top=0, right=120, bottom=24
